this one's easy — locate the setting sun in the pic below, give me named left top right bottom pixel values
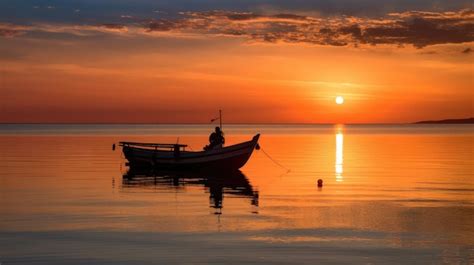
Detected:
left=335, top=96, right=344, bottom=105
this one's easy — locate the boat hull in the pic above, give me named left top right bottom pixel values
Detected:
left=122, top=134, right=259, bottom=171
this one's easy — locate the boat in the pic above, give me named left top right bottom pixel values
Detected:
left=119, top=134, right=260, bottom=171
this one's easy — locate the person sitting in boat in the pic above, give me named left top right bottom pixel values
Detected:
left=204, top=127, right=225, bottom=150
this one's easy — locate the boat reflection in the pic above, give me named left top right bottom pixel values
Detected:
left=122, top=169, right=258, bottom=214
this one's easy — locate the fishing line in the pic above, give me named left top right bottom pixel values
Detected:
left=258, top=145, right=291, bottom=173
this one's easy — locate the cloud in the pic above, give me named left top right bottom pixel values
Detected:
left=0, top=22, right=130, bottom=37
left=462, top=47, right=472, bottom=53
left=0, top=29, right=22, bottom=37
left=144, top=9, right=474, bottom=48
left=0, top=23, right=29, bottom=37
left=362, top=10, right=474, bottom=48
left=99, top=23, right=128, bottom=33
left=1, top=9, right=472, bottom=48
left=120, top=15, right=134, bottom=19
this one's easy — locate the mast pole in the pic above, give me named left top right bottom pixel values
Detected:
left=219, top=109, right=222, bottom=130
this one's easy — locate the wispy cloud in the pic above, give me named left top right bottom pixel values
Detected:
left=1, top=9, right=473, bottom=48
left=0, top=22, right=129, bottom=37
left=0, top=23, right=29, bottom=37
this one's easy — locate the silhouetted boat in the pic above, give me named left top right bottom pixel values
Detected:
left=120, top=134, right=260, bottom=171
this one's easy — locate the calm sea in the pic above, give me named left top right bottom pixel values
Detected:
left=0, top=124, right=473, bottom=264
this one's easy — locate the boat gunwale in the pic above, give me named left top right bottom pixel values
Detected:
left=123, top=134, right=259, bottom=157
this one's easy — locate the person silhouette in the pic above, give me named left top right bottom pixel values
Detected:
left=205, top=127, right=225, bottom=150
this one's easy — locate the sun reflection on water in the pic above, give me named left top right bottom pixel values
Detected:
left=335, top=127, right=344, bottom=182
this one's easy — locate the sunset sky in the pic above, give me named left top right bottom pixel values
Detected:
left=0, top=0, right=472, bottom=123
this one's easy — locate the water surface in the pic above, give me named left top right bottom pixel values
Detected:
left=0, top=124, right=473, bottom=264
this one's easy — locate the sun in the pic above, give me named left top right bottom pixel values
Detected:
left=335, top=96, right=344, bottom=105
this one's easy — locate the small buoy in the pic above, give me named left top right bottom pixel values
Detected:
left=112, top=143, right=116, bottom=151
left=317, top=179, right=323, bottom=187
left=255, top=143, right=260, bottom=150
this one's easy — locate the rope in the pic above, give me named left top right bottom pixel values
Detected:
left=259, top=146, right=291, bottom=173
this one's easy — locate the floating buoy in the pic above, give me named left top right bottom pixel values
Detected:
left=317, top=179, right=323, bottom=187
left=112, top=143, right=116, bottom=151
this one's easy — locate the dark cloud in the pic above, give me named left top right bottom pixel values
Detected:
left=358, top=11, right=474, bottom=48
left=145, top=19, right=178, bottom=32
left=172, top=9, right=474, bottom=48
left=224, top=12, right=261, bottom=21
left=0, top=29, right=21, bottom=37
left=1, top=9, right=473, bottom=49
left=0, top=23, right=28, bottom=37
left=339, top=25, right=362, bottom=39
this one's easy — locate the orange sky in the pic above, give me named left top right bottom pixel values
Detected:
left=0, top=7, right=473, bottom=123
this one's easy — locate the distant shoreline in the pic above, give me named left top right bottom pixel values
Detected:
left=414, top=117, right=474, bottom=124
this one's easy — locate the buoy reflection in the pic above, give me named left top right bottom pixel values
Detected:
left=335, top=130, right=344, bottom=182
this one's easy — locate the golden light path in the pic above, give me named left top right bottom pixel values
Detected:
left=335, top=129, right=344, bottom=182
